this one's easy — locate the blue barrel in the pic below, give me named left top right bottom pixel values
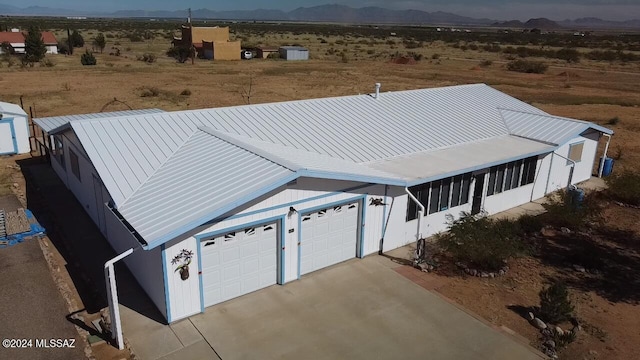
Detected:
left=603, top=157, right=614, bottom=177
left=598, top=157, right=615, bottom=177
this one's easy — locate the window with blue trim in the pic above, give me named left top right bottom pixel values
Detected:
left=406, top=172, right=472, bottom=221
left=487, top=156, right=537, bottom=196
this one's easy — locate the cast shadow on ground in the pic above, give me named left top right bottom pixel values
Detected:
left=17, top=157, right=166, bottom=325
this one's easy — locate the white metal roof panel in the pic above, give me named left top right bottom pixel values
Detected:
left=0, top=101, right=27, bottom=117
left=117, top=129, right=294, bottom=245
left=206, top=127, right=403, bottom=183
left=501, top=109, right=613, bottom=145
left=366, top=135, right=554, bottom=183
left=33, top=109, right=165, bottom=133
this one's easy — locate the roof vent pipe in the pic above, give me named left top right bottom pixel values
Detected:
left=375, top=83, right=381, bottom=99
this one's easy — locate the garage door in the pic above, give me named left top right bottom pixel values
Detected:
left=201, top=221, right=279, bottom=307
left=299, top=201, right=360, bottom=276
left=0, top=120, right=17, bottom=155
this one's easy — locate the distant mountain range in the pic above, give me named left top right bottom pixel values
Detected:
left=0, top=3, right=638, bottom=29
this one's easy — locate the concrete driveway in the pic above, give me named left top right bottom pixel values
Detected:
left=176, top=256, right=543, bottom=360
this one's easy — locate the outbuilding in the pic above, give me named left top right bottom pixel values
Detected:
left=34, top=84, right=612, bottom=324
left=279, top=46, right=309, bottom=61
left=0, top=101, right=30, bottom=155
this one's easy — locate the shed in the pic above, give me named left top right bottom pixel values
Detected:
left=256, top=46, right=279, bottom=59
left=0, top=101, right=29, bottom=155
left=33, top=84, right=612, bottom=324
left=279, top=46, right=309, bottom=61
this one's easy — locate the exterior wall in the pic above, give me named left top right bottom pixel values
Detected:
left=46, top=129, right=167, bottom=320
left=161, top=178, right=388, bottom=322
left=192, top=27, right=229, bottom=43
left=213, top=41, right=241, bottom=60
left=0, top=114, right=29, bottom=154
left=280, top=48, right=309, bottom=61
left=104, top=206, right=166, bottom=320
left=46, top=45, right=58, bottom=54
left=545, top=131, right=600, bottom=193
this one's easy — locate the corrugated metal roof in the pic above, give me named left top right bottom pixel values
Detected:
left=117, top=129, right=294, bottom=244
left=367, top=135, right=554, bottom=184
left=0, top=101, right=27, bottom=117
left=501, top=109, right=613, bottom=146
left=33, top=109, right=165, bottom=133
left=60, top=83, right=612, bottom=248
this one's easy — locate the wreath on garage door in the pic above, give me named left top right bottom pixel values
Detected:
left=171, top=249, right=194, bottom=281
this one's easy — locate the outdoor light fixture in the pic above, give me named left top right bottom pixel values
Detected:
left=288, top=206, right=297, bottom=217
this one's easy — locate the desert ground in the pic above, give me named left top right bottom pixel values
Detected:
left=1, top=20, right=639, bottom=360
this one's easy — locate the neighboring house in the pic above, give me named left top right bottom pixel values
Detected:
left=0, top=101, right=30, bottom=155
left=33, top=84, right=613, bottom=323
left=0, top=31, right=58, bottom=54
left=173, top=25, right=240, bottom=60
left=279, top=46, right=309, bottom=61
left=256, top=46, right=279, bottom=59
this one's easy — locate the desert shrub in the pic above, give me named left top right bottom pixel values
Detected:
left=167, top=46, right=191, bottom=63
left=80, top=50, right=97, bottom=65
left=408, top=51, right=423, bottom=61
left=605, top=171, right=640, bottom=206
left=340, top=52, right=348, bottom=63
left=517, top=214, right=544, bottom=234
left=40, top=58, right=55, bottom=67
left=139, top=86, right=160, bottom=97
left=483, top=44, right=501, bottom=52
left=180, top=89, right=191, bottom=96
left=507, top=59, right=548, bottom=74
left=431, top=53, right=440, bottom=60
left=556, top=48, right=580, bottom=63
left=479, top=59, right=493, bottom=67
left=137, top=53, right=156, bottom=63
left=436, top=213, right=527, bottom=271
left=607, top=116, right=620, bottom=125
left=541, top=190, right=602, bottom=229
left=552, top=329, right=577, bottom=349
left=539, top=281, right=575, bottom=324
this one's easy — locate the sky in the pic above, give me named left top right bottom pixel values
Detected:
left=14, top=0, right=640, bottom=21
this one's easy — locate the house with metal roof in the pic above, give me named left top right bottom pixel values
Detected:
left=33, top=83, right=613, bottom=328
left=0, top=101, right=29, bottom=155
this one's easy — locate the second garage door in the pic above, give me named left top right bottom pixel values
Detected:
left=201, top=221, right=279, bottom=307
left=299, top=200, right=360, bottom=276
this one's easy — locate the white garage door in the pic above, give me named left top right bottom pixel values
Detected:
left=300, top=201, right=360, bottom=276
left=0, top=120, right=17, bottom=155
left=201, top=222, right=278, bottom=307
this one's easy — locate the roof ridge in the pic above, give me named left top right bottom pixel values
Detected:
left=198, top=126, right=301, bottom=171
left=118, top=130, right=201, bottom=208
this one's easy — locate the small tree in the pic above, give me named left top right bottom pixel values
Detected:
left=93, top=33, right=106, bottom=53
left=69, top=30, right=84, bottom=48
left=166, top=46, right=191, bottom=63
left=1, top=41, right=15, bottom=55
left=539, top=282, right=575, bottom=324
left=23, top=26, right=47, bottom=65
left=80, top=50, right=97, bottom=66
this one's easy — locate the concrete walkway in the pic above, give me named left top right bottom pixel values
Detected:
left=129, top=255, right=542, bottom=360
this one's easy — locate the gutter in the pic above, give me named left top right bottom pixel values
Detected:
left=405, top=187, right=425, bottom=242
left=104, top=248, right=136, bottom=350
left=598, top=134, right=612, bottom=178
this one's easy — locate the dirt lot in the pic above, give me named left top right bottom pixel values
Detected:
left=0, top=27, right=639, bottom=360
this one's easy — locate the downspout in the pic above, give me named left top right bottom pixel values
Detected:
left=405, top=187, right=425, bottom=242
left=598, top=134, right=612, bottom=178
left=104, top=248, right=135, bottom=350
